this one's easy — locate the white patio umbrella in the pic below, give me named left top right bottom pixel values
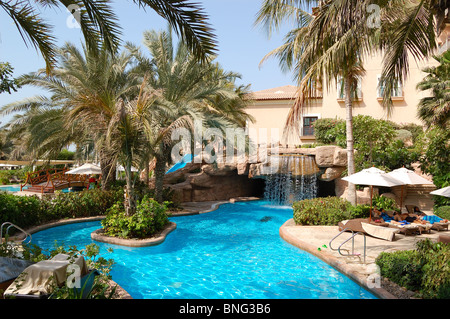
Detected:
left=65, top=163, right=102, bottom=175
left=342, top=167, right=405, bottom=221
left=430, top=186, right=450, bottom=198
left=387, top=167, right=434, bottom=210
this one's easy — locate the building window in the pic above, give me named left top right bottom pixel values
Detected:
left=302, top=116, right=318, bottom=136
left=377, top=75, right=403, bottom=100
left=336, top=77, right=362, bottom=101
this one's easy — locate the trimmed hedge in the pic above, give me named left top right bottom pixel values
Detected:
left=292, top=197, right=370, bottom=225
left=435, top=206, right=450, bottom=220
left=0, top=187, right=124, bottom=230
left=376, top=239, right=450, bottom=299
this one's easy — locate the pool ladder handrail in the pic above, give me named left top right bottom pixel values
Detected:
left=329, top=228, right=366, bottom=264
left=1, top=222, right=32, bottom=246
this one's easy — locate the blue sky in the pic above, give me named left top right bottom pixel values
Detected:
left=0, top=0, right=298, bottom=127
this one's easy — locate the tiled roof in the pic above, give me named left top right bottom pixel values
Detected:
left=247, top=85, right=299, bottom=101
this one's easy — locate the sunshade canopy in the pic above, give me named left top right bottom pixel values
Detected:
left=342, top=167, right=405, bottom=187
left=430, top=186, right=450, bottom=198
left=387, top=167, right=433, bottom=185
left=65, top=163, right=102, bottom=175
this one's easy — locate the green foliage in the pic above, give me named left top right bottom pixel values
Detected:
left=57, top=149, right=75, bottom=160
left=376, top=250, right=422, bottom=291
left=376, top=239, right=450, bottom=299
left=0, top=62, right=20, bottom=94
left=0, top=168, right=28, bottom=185
left=313, top=115, right=419, bottom=172
left=0, top=192, right=42, bottom=229
left=418, top=127, right=450, bottom=207
left=434, top=206, right=450, bottom=220
left=417, top=50, right=450, bottom=129
left=292, top=197, right=369, bottom=225
left=0, top=188, right=124, bottom=230
left=372, top=195, right=400, bottom=212
left=312, top=118, right=342, bottom=145
left=101, top=196, right=171, bottom=239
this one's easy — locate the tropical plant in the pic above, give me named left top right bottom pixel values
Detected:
left=132, top=26, right=253, bottom=203
left=377, top=0, right=449, bottom=110
left=418, top=127, right=450, bottom=207
left=0, top=0, right=216, bottom=72
left=256, top=0, right=379, bottom=205
left=0, top=62, right=20, bottom=94
left=255, top=0, right=448, bottom=203
left=416, top=49, right=450, bottom=129
left=0, top=43, right=141, bottom=189
left=101, top=196, right=170, bottom=239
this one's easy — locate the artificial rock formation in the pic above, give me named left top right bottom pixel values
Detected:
left=150, top=146, right=350, bottom=203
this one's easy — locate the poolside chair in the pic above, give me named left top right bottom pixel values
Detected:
left=3, top=253, right=89, bottom=299
left=338, top=218, right=399, bottom=241
left=386, top=220, right=422, bottom=236
left=421, top=215, right=450, bottom=231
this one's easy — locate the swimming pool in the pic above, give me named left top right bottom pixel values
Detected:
left=30, top=200, right=377, bottom=299
left=0, top=185, right=25, bottom=192
left=0, top=185, right=71, bottom=193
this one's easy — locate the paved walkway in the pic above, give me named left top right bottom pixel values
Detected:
left=180, top=198, right=450, bottom=299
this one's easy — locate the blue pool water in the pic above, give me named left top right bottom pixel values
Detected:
left=0, top=186, right=26, bottom=192
left=0, top=186, right=71, bottom=193
left=30, top=200, right=377, bottom=299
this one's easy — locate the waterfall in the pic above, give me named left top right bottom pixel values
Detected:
left=263, top=155, right=318, bottom=206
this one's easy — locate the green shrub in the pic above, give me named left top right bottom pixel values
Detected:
left=101, top=196, right=171, bottom=239
left=415, top=239, right=450, bottom=299
left=376, top=250, right=422, bottom=291
left=293, top=197, right=351, bottom=225
left=376, top=239, right=450, bottom=298
left=313, top=118, right=343, bottom=145
left=0, top=187, right=124, bottom=230
left=313, top=115, right=419, bottom=171
left=372, top=195, right=400, bottom=212
left=435, top=206, right=450, bottom=220
left=0, top=192, right=42, bottom=229
left=293, top=197, right=372, bottom=226
left=348, top=204, right=371, bottom=219
left=46, top=187, right=123, bottom=220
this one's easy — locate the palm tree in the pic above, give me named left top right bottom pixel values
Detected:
left=0, top=43, right=141, bottom=189
left=256, top=0, right=448, bottom=204
left=136, top=26, right=252, bottom=203
left=256, top=0, right=377, bottom=205
left=417, top=49, right=450, bottom=129
left=0, top=0, right=216, bottom=72
left=377, top=0, right=449, bottom=110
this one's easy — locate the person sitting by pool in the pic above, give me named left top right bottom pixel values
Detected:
left=379, top=208, right=396, bottom=222
left=88, top=175, right=96, bottom=189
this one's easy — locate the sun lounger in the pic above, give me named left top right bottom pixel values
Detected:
left=338, top=218, right=399, bottom=241
left=386, top=220, right=422, bottom=236
left=422, top=215, right=450, bottom=231
left=3, top=253, right=89, bottom=299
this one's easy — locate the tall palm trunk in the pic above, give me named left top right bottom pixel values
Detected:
left=99, top=150, right=116, bottom=190
left=154, top=154, right=166, bottom=203
left=344, top=77, right=357, bottom=205
left=124, top=162, right=137, bottom=216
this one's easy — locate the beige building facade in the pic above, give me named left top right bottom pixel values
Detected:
left=246, top=24, right=449, bottom=147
